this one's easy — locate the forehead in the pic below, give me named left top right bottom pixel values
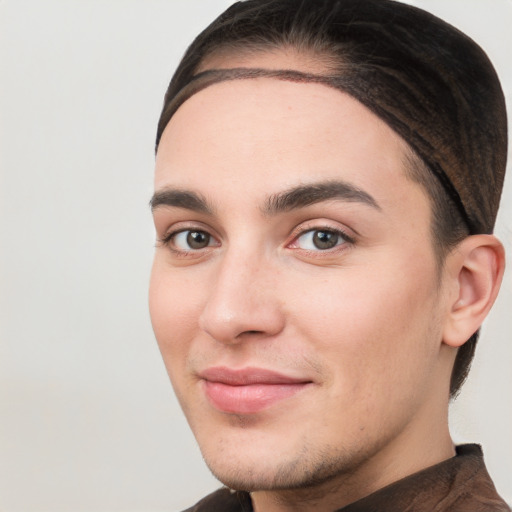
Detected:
left=157, top=47, right=419, bottom=189
left=155, top=76, right=419, bottom=211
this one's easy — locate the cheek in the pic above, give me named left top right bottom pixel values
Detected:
left=289, top=258, right=440, bottom=387
left=149, top=259, right=204, bottom=367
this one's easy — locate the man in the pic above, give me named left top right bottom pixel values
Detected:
left=149, top=0, right=509, bottom=510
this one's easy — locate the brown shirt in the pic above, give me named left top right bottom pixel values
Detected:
left=183, top=445, right=510, bottom=511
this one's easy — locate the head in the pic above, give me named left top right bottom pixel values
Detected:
left=149, top=0, right=507, bottom=501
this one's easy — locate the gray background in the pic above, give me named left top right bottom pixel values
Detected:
left=0, top=1, right=510, bottom=510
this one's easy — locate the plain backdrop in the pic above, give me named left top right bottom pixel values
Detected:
left=0, top=1, right=511, bottom=511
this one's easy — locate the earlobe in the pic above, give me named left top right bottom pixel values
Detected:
left=442, top=235, right=505, bottom=348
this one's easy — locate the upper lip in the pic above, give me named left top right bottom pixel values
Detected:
left=199, top=366, right=312, bottom=386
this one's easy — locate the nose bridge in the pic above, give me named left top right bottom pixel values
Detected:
left=199, top=244, right=283, bottom=343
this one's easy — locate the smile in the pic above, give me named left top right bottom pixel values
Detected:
left=200, top=367, right=313, bottom=414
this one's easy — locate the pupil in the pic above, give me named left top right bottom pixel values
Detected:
left=187, top=231, right=209, bottom=249
left=313, top=230, right=338, bottom=249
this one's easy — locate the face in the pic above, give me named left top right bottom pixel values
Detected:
left=150, top=57, right=454, bottom=494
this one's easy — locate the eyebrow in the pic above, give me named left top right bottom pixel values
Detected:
left=150, top=189, right=213, bottom=214
left=150, top=180, right=380, bottom=216
left=263, top=180, right=380, bottom=215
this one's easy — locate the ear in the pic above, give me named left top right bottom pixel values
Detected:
left=442, top=235, right=505, bottom=348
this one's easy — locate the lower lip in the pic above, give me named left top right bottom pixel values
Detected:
left=203, top=381, right=309, bottom=414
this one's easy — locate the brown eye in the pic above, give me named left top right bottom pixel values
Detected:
left=295, top=229, right=346, bottom=251
left=171, top=230, right=215, bottom=250
left=312, top=230, right=339, bottom=249
left=186, top=231, right=211, bottom=249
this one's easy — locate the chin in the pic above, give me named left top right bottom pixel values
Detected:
left=200, top=438, right=365, bottom=493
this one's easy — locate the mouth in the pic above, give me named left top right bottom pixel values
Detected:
left=199, top=366, right=313, bottom=414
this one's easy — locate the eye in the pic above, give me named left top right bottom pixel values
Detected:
left=170, top=230, right=217, bottom=250
left=293, top=229, right=348, bottom=251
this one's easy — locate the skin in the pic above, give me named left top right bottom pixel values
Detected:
left=149, top=52, right=503, bottom=512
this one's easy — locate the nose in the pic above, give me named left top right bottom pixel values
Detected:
left=199, top=250, right=285, bottom=344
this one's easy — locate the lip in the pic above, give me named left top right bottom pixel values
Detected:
left=199, top=366, right=312, bottom=414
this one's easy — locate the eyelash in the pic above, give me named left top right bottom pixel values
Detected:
left=159, top=224, right=355, bottom=257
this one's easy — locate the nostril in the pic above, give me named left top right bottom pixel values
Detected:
left=235, top=330, right=265, bottom=339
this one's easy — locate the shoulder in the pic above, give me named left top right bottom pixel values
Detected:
left=181, top=487, right=253, bottom=512
left=446, top=445, right=511, bottom=512
left=341, top=445, right=510, bottom=512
